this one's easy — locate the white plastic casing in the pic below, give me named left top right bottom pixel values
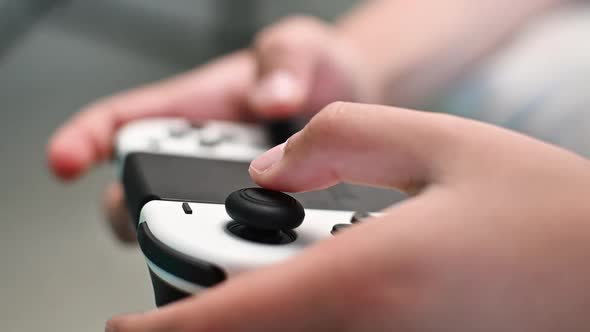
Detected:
left=114, top=118, right=270, bottom=167
left=139, top=200, right=367, bottom=294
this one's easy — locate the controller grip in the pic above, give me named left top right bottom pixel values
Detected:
left=147, top=268, right=191, bottom=307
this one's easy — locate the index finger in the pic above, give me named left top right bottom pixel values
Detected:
left=47, top=51, right=255, bottom=180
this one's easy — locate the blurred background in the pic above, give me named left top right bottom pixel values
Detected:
left=1, top=0, right=589, bottom=331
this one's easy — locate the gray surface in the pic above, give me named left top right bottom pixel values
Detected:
left=0, top=1, right=355, bottom=331
left=0, top=18, right=178, bottom=332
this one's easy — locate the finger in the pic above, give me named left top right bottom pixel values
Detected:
left=249, top=16, right=333, bottom=118
left=48, top=52, right=255, bottom=180
left=105, top=101, right=473, bottom=331
left=105, top=191, right=447, bottom=332
left=103, top=183, right=136, bottom=244
left=249, top=102, right=464, bottom=194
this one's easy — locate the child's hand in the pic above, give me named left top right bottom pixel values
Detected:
left=106, top=102, right=590, bottom=332
left=46, top=16, right=372, bottom=242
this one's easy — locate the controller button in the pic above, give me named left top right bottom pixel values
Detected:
left=226, top=188, right=305, bottom=231
left=199, top=128, right=225, bottom=147
left=181, top=202, right=193, bottom=214
left=351, top=211, right=372, bottom=223
left=169, top=126, right=190, bottom=138
left=331, top=224, right=351, bottom=235
left=147, top=138, right=161, bottom=151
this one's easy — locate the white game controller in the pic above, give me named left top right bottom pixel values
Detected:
left=114, top=118, right=271, bottom=168
left=136, top=188, right=377, bottom=307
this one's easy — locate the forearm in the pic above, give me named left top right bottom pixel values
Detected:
left=336, top=0, right=565, bottom=107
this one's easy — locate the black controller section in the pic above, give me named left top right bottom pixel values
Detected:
left=122, top=153, right=406, bottom=226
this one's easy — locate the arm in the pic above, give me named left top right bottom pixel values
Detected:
left=336, top=0, right=565, bottom=106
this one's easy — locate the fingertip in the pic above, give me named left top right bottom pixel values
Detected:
left=248, top=165, right=285, bottom=191
left=249, top=71, right=305, bottom=118
left=251, top=100, right=302, bottom=119
left=47, top=131, right=93, bottom=181
left=105, top=315, right=136, bottom=332
left=249, top=142, right=300, bottom=192
left=249, top=161, right=325, bottom=194
left=103, top=183, right=136, bottom=244
left=249, top=143, right=285, bottom=173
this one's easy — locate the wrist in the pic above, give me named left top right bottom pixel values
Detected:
left=332, top=0, right=568, bottom=108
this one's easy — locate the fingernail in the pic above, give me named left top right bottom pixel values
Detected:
left=250, top=143, right=286, bottom=174
left=253, top=71, right=301, bottom=107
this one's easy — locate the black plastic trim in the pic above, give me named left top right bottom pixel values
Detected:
left=225, top=221, right=297, bottom=245
left=351, top=211, right=372, bottom=224
left=148, top=267, right=191, bottom=307
left=121, top=153, right=405, bottom=228
left=331, top=223, right=352, bottom=235
left=137, top=222, right=226, bottom=287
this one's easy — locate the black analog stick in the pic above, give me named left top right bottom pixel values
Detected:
left=225, top=188, right=305, bottom=231
left=225, top=188, right=305, bottom=244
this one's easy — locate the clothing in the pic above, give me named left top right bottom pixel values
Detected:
left=441, top=3, right=590, bottom=157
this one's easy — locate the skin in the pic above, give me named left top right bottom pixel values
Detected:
left=48, top=20, right=362, bottom=242
left=47, top=1, right=563, bottom=242
left=107, top=103, right=590, bottom=331
left=44, top=0, right=583, bottom=330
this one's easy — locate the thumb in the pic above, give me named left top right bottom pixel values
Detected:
left=105, top=190, right=445, bottom=332
left=248, top=16, right=337, bottom=118
left=249, top=102, right=465, bottom=193
left=106, top=102, right=481, bottom=332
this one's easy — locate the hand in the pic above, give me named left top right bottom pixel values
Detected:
left=105, top=102, right=590, bottom=331
left=47, top=16, right=372, bottom=242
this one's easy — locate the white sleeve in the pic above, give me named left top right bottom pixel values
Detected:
left=438, top=3, right=590, bottom=157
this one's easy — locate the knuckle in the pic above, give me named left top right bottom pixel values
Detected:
left=313, top=102, right=351, bottom=130
left=282, top=133, right=299, bottom=157
left=254, top=32, right=287, bottom=58
left=322, top=101, right=351, bottom=118
left=301, top=102, right=351, bottom=145
left=254, top=15, right=329, bottom=56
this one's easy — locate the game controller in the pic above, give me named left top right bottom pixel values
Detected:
left=137, top=188, right=377, bottom=307
left=114, top=118, right=405, bottom=307
left=114, top=118, right=271, bottom=170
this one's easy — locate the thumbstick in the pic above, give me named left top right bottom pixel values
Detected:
left=225, top=188, right=305, bottom=230
left=225, top=188, right=305, bottom=244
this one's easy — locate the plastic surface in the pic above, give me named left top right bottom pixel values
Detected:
left=148, top=267, right=192, bottom=307
left=139, top=200, right=365, bottom=298
left=115, top=118, right=270, bottom=170
left=225, top=188, right=305, bottom=231
left=122, top=153, right=406, bottom=225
